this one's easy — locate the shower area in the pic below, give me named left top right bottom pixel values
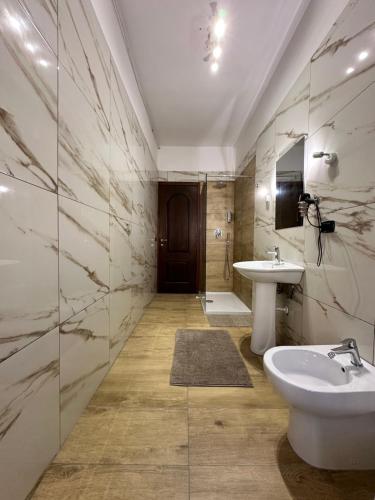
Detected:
left=200, top=161, right=255, bottom=318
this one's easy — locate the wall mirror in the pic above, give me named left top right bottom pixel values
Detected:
left=275, top=137, right=305, bottom=230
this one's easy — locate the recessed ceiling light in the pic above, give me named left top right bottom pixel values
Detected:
left=0, top=185, right=9, bottom=193
left=213, top=46, right=222, bottom=59
left=358, top=50, right=369, bottom=61
left=346, top=66, right=354, bottom=75
left=211, top=61, right=219, bottom=73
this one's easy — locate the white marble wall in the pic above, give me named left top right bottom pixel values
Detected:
left=249, top=0, right=375, bottom=364
left=0, top=0, right=157, bottom=497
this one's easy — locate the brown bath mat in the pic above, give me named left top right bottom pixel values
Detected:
left=170, top=329, right=253, bottom=387
left=206, top=313, right=251, bottom=327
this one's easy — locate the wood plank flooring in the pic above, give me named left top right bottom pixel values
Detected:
left=33, top=294, right=375, bottom=499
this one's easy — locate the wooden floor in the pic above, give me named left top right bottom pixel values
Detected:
left=33, top=294, right=375, bottom=499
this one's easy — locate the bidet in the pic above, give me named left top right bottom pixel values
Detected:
left=264, top=345, right=375, bottom=470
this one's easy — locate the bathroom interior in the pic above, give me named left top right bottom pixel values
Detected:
left=1, top=0, right=375, bottom=498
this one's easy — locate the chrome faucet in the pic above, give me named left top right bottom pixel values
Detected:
left=329, top=338, right=363, bottom=367
left=267, top=246, right=281, bottom=265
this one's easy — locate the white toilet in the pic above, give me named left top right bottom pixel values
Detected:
left=264, top=344, right=375, bottom=470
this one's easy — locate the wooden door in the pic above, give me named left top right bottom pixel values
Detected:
left=158, top=183, right=199, bottom=293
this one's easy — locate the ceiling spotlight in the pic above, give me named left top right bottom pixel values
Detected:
left=358, top=50, right=369, bottom=61
left=212, top=46, right=222, bottom=59
left=214, top=18, right=226, bottom=39
left=346, top=66, right=354, bottom=75
left=211, top=61, right=219, bottom=73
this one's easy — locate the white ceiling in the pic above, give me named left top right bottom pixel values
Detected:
left=115, top=0, right=308, bottom=147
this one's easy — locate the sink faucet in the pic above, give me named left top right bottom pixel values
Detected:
left=267, top=246, right=281, bottom=265
left=329, top=338, right=363, bottom=367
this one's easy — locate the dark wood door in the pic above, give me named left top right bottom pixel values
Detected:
left=158, top=183, right=199, bottom=293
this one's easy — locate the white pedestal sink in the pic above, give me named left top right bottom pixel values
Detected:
left=233, top=261, right=304, bottom=355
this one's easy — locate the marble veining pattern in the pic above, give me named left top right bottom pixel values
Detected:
left=0, top=0, right=158, bottom=497
left=110, top=215, right=132, bottom=292
left=109, top=288, right=132, bottom=364
left=306, top=82, right=375, bottom=213
left=0, top=174, right=58, bottom=362
left=0, top=0, right=57, bottom=191
left=58, top=66, right=110, bottom=211
left=60, top=296, right=109, bottom=443
left=0, top=328, right=59, bottom=500
left=59, top=196, right=110, bottom=323
left=304, top=203, right=375, bottom=325
left=58, top=0, right=110, bottom=129
left=248, top=0, right=375, bottom=357
left=309, top=0, right=375, bottom=135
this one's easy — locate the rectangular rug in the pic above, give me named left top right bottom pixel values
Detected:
left=170, top=329, right=253, bottom=387
left=206, top=314, right=251, bottom=327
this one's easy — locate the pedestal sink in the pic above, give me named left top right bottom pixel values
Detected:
left=233, top=261, right=304, bottom=355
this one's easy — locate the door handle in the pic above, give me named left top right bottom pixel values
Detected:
left=160, top=238, right=168, bottom=247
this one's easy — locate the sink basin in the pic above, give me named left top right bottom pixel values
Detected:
left=233, top=260, right=305, bottom=355
left=264, top=345, right=375, bottom=469
left=233, top=260, right=304, bottom=284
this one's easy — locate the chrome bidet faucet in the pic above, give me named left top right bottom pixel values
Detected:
left=329, top=338, right=363, bottom=367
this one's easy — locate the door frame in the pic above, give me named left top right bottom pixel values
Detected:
left=157, top=182, right=201, bottom=293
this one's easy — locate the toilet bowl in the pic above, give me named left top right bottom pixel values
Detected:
left=264, top=345, right=375, bottom=470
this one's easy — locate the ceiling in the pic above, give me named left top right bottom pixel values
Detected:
left=115, top=0, right=308, bottom=147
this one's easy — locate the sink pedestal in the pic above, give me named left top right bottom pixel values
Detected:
left=251, top=282, right=276, bottom=355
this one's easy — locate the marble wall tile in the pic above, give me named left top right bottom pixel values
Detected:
left=110, top=288, right=132, bottom=364
left=302, top=295, right=374, bottom=364
left=304, top=203, right=375, bottom=325
left=109, top=137, right=133, bottom=221
left=130, top=223, right=146, bottom=286
left=0, top=0, right=159, bottom=495
left=110, top=61, right=148, bottom=171
left=275, top=65, right=310, bottom=157
left=244, top=0, right=375, bottom=362
left=306, top=82, right=375, bottom=213
left=59, top=196, right=109, bottom=323
left=254, top=173, right=275, bottom=228
left=132, top=172, right=148, bottom=226
left=59, top=66, right=110, bottom=211
left=0, top=327, right=59, bottom=500
left=0, top=0, right=57, bottom=191
left=255, top=121, right=276, bottom=180
left=255, top=122, right=276, bottom=229
left=60, top=296, right=109, bottom=443
left=277, top=286, right=304, bottom=346
left=58, top=0, right=110, bottom=129
left=110, top=215, right=132, bottom=292
left=254, top=224, right=304, bottom=264
left=0, top=174, right=58, bottom=362
left=19, top=0, right=57, bottom=54
left=309, top=0, right=375, bottom=135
